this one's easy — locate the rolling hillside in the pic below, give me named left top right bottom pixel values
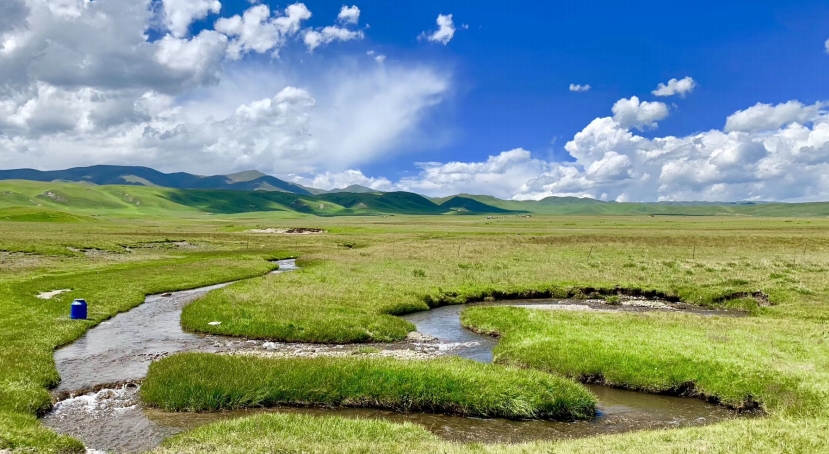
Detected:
left=2, top=170, right=829, bottom=220
left=0, top=166, right=315, bottom=195
left=0, top=181, right=512, bottom=218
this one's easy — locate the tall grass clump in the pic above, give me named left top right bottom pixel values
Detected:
left=141, top=353, right=597, bottom=420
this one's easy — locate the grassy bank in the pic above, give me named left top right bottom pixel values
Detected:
left=461, top=307, right=827, bottom=414
left=142, top=353, right=596, bottom=420
left=154, top=412, right=829, bottom=454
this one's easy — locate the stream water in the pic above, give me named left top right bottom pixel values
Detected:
left=42, top=260, right=739, bottom=453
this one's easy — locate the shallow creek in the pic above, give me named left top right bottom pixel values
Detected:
left=42, top=260, right=739, bottom=453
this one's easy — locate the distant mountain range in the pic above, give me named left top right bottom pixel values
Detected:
left=2, top=165, right=829, bottom=217
left=0, top=165, right=321, bottom=195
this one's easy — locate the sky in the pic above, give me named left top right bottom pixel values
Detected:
left=1, top=0, right=829, bottom=202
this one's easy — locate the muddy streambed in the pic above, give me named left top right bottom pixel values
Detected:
left=43, top=263, right=740, bottom=453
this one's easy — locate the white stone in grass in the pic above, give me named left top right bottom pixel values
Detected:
left=37, top=289, right=71, bottom=299
left=208, top=321, right=222, bottom=326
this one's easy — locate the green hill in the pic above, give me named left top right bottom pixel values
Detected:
left=0, top=181, right=510, bottom=219
left=440, top=196, right=513, bottom=213
left=0, top=165, right=314, bottom=195
left=326, top=185, right=381, bottom=194
left=2, top=180, right=829, bottom=221
left=0, top=207, right=96, bottom=223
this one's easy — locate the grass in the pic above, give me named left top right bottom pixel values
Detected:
left=154, top=413, right=441, bottom=454
left=461, top=307, right=826, bottom=413
left=183, top=218, right=829, bottom=344
left=0, top=221, right=287, bottom=452
left=1, top=209, right=829, bottom=451
left=141, top=353, right=596, bottom=420
left=152, top=413, right=829, bottom=454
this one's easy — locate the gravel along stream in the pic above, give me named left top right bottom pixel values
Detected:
left=43, top=261, right=741, bottom=452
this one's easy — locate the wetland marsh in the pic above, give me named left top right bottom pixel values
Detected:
left=1, top=213, right=828, bottom=453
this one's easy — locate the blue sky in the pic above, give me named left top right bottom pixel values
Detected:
left=2, top=0, right=829, bottom=201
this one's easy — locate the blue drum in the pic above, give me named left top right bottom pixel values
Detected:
left=70, top=299, right=88, bottom=320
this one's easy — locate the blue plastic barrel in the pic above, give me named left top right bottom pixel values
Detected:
left=70, top=299, right=87, bottom=320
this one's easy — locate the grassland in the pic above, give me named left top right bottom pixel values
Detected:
left=0, top=192, right=828, bottom=452
left=153, top=413, right=829, bottom=454
left=142, top=353, right=596, bottom=419
left=0, top=217, right=293, bottom=451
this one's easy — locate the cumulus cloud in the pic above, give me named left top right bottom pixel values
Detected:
left=569, top=84, right=591, bottom=92
left=513, top=100, right=829, bottom=202
left=302, top=4, right=364, bottom=51
left=162, top=0, right=222, bottom=38
left=611, top=96, right=669, bottom=130
left=724, top=101, right=824, bottom=133
left=825, top=38, right=829, bottom=53
left=363, top=95, right=829, bottom=203
left=337, top=5, right=360, bottom=24
left=290, top=169, right=393, bottom=191
left=652, top=76, right=696, bottom=97
left=0, top=0, right=223, bottom=93
left=0, top=0, right=453, bottom=178
left=421, top=14, right=455, bottom=45
left=395, top=149, right=549, bottom=198
left=214, top=3, right=311, bottom=59
left=304, top=26, right=364, bottom=51
left=155, top=30, right=228, bottom=86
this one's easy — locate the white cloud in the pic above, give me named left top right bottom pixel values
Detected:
left=337, top=5, right=360, bottom=24
left=724, top=101, right=824, bottom=133
left=291, top=169, right=393, bottom=191
left=422, top=14, right=455, bottom=45
left=0, top=1, right=453, bottom=178
left=825, top=38, right=829, bottom=53
left=652, top=76, right=696, bottom=97
left=396, top=149, right=549, bottom=198
left=214, top=3, right=311, bottom=59
left=304, top=26, right=364, bottom=51
left=0, top=0, right=222, bottom=93
left=381, top=96, right=829, bottom=203
left=162, top=0, right=222, bottom=38
left=155, top=30, right=228, bottom=86
left=0, top=61, right=451, bottom=176
left=375, top=54, right=386, bottom=63
left=569, top=84, right=591, bottom=92
left=302, top=4, right=364, bottom=51
left=611, top=96, right=669, bottom=130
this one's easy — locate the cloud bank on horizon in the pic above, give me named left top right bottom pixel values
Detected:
left=1, top=0, right=828, bottom=203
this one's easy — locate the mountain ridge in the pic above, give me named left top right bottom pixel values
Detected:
left=0, top=165, right=315, bottom=195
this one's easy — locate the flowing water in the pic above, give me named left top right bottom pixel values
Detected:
left=42, top=261, right=740, bottom=452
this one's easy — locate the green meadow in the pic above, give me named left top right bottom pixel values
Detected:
left=0, top=180, right=828, bottom=452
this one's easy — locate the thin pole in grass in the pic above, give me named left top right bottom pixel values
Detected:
left=458, top=243, right=461, bottom=259
left=693, top=244, right=696, bottom=261
left=587, top=246, right=593, bottom=260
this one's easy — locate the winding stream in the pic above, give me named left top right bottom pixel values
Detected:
left=42, top=260, right=739, bottom=453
